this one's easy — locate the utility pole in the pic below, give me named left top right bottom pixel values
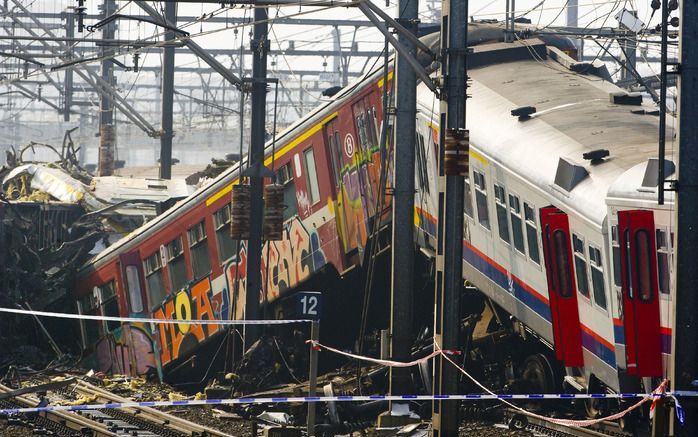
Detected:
left=618, top=10, right=637, bottom=83
left=432, top=0, right=468, bottom=433
left=244, top=5, right=269, bottom=350
left=62, top=8, right=73, bottom=122
left=159, top=1, right=176, bottom=180
left=671, top=0, right=698, bottom=433
left=333, top=25, right=342, bottom=87
left=567, top=0, right=582, bottom=57
left=97, top=0, right=116, bottom=176
left=389, top=0, right=417, bottom=404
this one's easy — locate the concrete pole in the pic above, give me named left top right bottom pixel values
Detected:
left=97, top=0, right=115, bottom=176
left=333, top=26, right=341, bottom=87
left=432, top=0, right=468, bottom=433
left=566, top=0, right=580, bottom=55
left=390, top=0, right=418, bottom=401
left=63, top=9, right=73, bottom=122
left=671, top=0, right=698, bottom=433
left=244, top=6, right=269, bottom=350
left=159, top=1, right=176, bottom=180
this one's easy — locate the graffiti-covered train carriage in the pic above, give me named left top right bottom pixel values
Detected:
left=77, top=26, right=675, bottom=409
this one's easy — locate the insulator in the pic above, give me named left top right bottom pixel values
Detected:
left=230, top=184, right=251, bottom=240
left=443, top=128, right=470, bottom=176
left=263, top=184, right=285, bottom=241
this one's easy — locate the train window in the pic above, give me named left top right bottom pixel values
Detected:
left=370, top=107, right=380, bottom=148
left=524, top=203, right=540, bottom=264
left=509, top=194, right=525, bottom=254
left=355, top=114, right=369, bottom=150
left=213, top=206, right=236, bottom=262
left=166, top=237, right=187, bottom=292
left=416, top=133, right=430, bottom=193
left=573, top=234, right=590, bottom=298
left=553, top=230, right=573, bottom=298
left=589, top=245, right=607, bottom=310
left=125, top=265, right=143, bottom=313
left=611, top=225, right=622, bottom=288
left=494, top=184, right=510, bottom=243
left=656, top=229, right=670, bottom=294
left=144, top=252, right=166, bottom=308
left=635, top=229, right=654, bottom=303
left=473, top=171, right=490, bottom=229
left=97, top=281, right=120, bottom=332
left=78, top=291, right=100, bottom=347
left=303, top=148, right=320, bottom=204
left=464, top=175, right=474, bottom=218
left=188, top=221, right=212, bottom=280
left=276, top=163, right=299, bottom=221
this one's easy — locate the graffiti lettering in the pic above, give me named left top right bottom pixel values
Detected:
left=94, top=325, right=157, bottom=377
left=226, top=217, right=326, bottom=316
left=153, top=277, right=221, bottom=366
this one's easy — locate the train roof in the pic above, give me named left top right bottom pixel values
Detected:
left=417, top=40, right=672, bottom=227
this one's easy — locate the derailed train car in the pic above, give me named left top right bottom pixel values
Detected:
left=76, top=26, right=672, bottom=411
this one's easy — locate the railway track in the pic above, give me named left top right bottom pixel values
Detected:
left=0, top=379, right=236, bottom=436
left=504, top=410, right=635, bottom=437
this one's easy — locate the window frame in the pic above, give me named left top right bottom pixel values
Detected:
left=213, top=205, right=237, bottom=262
left=302, top=147, right=321, bottom=206
left=188, top=221, right=212, bottom=281
left=494, top=183, right=510, bottom=244
left=656, top=227, right=671, bottom=296
left=144, top=250, right=166, bottom=310
left=508, top=192, right=526, bottom=255
left=588, top=243, right=608, bottom=312
left=473, top=169, right=490, bottom=231
left=572, top=233, right=591, bottom=300
left=523, top=202, right=541, bottom=266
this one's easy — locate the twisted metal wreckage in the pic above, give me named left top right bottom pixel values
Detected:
left=0, top=128, right=193, bottom=342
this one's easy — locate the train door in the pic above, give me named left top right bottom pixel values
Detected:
left=540, top=207, right=584, bottom=367
left=618, top=210, right=662, bottom=377
left=116, top=251, right=156, bottom=376
left=119, top=252, right=147, bottom=316
left=324, top=118, right=354, bottom=256
left=351, top=96, right=377, bottom=218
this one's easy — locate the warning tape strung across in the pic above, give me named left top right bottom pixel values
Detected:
left=306, top=340, right=459, bottom=367
left=0, top=307, right=312, bottom=325
left=0, top=392, right=691, bottom=416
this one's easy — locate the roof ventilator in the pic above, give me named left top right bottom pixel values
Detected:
left=609, top=91, right=643, bottom=106
left=641, top=157, right=676, bottom=188
left=511, top=106, right=536, bottom=121
left=582, top=149, right=610, bottom=164
left=554, top=157, right=589, bottom=192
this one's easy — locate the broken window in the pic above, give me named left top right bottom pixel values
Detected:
left=213, top=206, right=236, bottom=262
left=166, top=237, right=187, bottom=292
left=144, top=252, right=166, bottom=308
left=188, top=221, right=211, bottom=280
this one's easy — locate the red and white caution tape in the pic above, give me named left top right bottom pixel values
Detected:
left=306, top=340, right=460, bottom=367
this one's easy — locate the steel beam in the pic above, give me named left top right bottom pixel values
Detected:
left=134, top=1, right=242, bottom=88
left=244, top=5, right=269, bottom=350
left=390, top=0, right=418, bottom=401
left=671, top=0, right=698, bottom=433
left=432, top=0, right=468, bottom=433
left=159, top=1, right=176, bottom=180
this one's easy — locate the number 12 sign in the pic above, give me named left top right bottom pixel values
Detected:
left=296, top=292, right=322, bottom=320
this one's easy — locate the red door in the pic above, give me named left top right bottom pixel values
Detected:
left=618, top=210, right=662, bottom=377
left=540, top=207, right=584, bottom=367
left=119, top=252, right=147, bottom=316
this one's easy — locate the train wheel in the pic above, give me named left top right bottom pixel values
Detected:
left=521, top=353, right=556, bottom=393
left=520, top=354, right=556, bottom=412
left=584, top=374, right=607, bottom=418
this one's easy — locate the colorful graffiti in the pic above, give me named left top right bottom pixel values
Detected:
left=94, top=324, right=157, bottom=376
left=225, top=217, right=327, bottom=321
left=153, top=278, right=222, bottom=366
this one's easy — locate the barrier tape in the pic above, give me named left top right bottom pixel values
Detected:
left=306, top=340, right=460, bottom=368
left=0, top=392, right=689, bottom=416
left=434, top=341, right=669, bottom=428
left=0, top=307, right=312, bottom=325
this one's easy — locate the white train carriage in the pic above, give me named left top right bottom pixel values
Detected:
left=414, top=40, right=674, bottom=393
